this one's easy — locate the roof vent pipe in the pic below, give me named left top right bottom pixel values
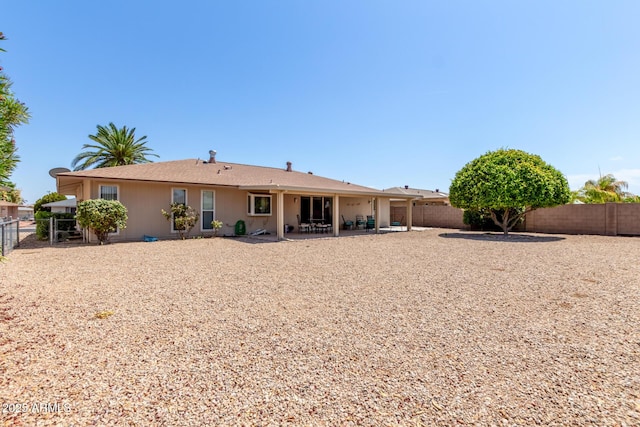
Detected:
left=405, top=185, right=409, bottom=189
left=209, top=150, right=217, bottom=164
left=286, top=161, right=292, bottom=172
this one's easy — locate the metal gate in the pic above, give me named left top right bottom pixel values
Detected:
left=0, top=219, right=20, bottom=256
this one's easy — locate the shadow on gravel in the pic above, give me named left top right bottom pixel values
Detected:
left=439, top=232, right=565, bottom=243
left=12, top=232, right=89, bottom=250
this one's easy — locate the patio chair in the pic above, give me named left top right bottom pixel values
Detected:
left=315, top=223, right=329, bottom=233
left=355, top=215, right=366, bottom=229
left=365, top=216, right=375, bottom=232
left=297, top=214, right=311, bottom=233
left=390, top=216, right=404, bottom=230
left=341, top=215, right=354, bottom=230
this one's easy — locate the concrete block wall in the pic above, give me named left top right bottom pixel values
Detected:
left=418, top=205, right=466, bottom=228
left=523, top=203, right=640, bottom=236
left=396, top=203, right=640, bottom=236
left=524, top=204, right=606, bottom=235
left=392, top=205, right=466, bottom=229
left=616, top=203, right=640, bottom=235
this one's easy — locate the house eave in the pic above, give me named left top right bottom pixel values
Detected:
left=239, top=184, right=415, bottom=199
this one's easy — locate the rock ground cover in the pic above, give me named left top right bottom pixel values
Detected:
left=1, top=230, right=639, bottom=426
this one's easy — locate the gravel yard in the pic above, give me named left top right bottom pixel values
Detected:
left=1, top=229, right=639, bottom=426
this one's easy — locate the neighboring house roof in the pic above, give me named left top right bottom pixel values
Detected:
left=58, top=159, right=409, bottom=198
left=42, top=198, right=77, bottom=208
left=0, top=201, right=20, bottom=207
left=383, top=186, right=449, bottom=200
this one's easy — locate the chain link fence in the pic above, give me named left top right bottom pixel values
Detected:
left=35, top=216, right=82, bottom=244
left=0, top=218, right=20, bottom=256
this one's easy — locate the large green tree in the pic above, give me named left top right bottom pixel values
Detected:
left=33, top=192, right=67, bottom=213
left=71, top=122, right=158, bottom=170
left=449, top=149, right=571, bottom=235
left=574, top=174, right=632, bottom=203
left=0, top=32, right=30, bottom=189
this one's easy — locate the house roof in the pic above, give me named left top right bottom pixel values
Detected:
left=383, top=186, right=449, bottom=199
left=0, top=201, right=19, bottom=207
left=57, top=159, right=412, bottom=198
left=42, top=198, right=77, bottom=208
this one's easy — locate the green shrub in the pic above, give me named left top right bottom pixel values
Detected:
left=211, top=220, right=223, bottom=236
left=76, top=199, right=128, bottom=244
left=161, top=203, right=199, bottom=239
left=462, top=209, right=501, bottom=231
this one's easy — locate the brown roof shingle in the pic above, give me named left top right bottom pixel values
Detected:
left=58, top=159, right=405, bottom=197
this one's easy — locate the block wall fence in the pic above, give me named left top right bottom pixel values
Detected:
left=390, top=203, right=640, bottom=236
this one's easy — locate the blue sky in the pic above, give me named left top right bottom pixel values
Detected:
left=3, top=1, right=640, bottom=203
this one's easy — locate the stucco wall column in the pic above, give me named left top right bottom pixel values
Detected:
left=407, top=199, right=413, bottom=231
left=333, top=194, right=340, bottom=237
left=276, top=191, right=285, bottom=240
left=83, top=180, right=92, bottom=243
left=375, top=197, right=380, bottom=233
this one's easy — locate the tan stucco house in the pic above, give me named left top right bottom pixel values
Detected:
left=56, top=153, right=415, bottom=242
left=42, top=198, right=77, bottom=214
left=0, top=201, right=19, bottom=220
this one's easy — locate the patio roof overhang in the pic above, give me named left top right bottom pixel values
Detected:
left=239, top=184, right=417, bottom=200
left=241, top=184, right=418, bottom=241
left=57, top=175, right=84, bottom=196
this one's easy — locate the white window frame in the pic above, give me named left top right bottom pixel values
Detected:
left=99, top=184, right=119, bottom=201
left=171, top=188, right=187, bottom=233
left=247, top=193, right=272, bottom=216
left=201, top=190, right=216, bottom=231
left=99, top=184, right=120, bottom=235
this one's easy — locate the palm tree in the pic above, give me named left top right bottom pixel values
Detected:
left=71, top=122, right=158, bottom=171
left=578, top=174, right=630, bottom=203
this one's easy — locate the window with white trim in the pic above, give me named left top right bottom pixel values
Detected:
left=201, top=190, right=215, bottom=230
left=99, top=185, right=118, bottom=201
left=247, top=193, right=271, bottom=216
left=173, top=188, right=186, bottom=205
left=99, top=184, right=119, bottom=234
left=171, top=188, right=187, bottom=232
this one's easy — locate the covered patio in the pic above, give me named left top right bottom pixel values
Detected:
left=252, top=187, right=416, bottom=240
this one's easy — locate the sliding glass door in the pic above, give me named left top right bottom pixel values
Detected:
left=300, top=196, right=332, bottom=223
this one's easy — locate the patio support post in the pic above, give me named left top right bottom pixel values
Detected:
left=407, top=198, right=413, bottom=231
left=276, top=191, right=285, bottom=240
left=374, top=197, right=380, bottom=233
left=83, top=180, right=93, bottom=244
left=333, top=194, right=340, bottom=237
left=49, top=216, right=54, bottom=246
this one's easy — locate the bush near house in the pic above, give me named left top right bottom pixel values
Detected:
left=462, top=209, right=501, bottom=231
left=76, top=199, right=127, bottom=245
left=161, top=203, right=199, bottom=240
